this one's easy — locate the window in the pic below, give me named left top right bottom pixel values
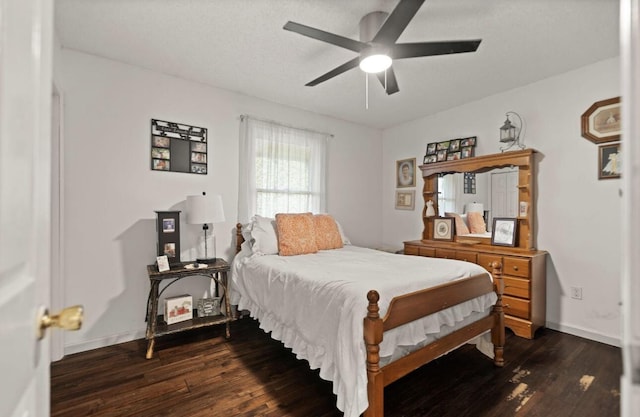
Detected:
left=239, top=116, right=328, bottom=221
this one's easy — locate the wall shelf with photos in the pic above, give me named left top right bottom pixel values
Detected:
left=151, top=119, right=208, bottom=175
left=423, top=136, right=477, bottom=164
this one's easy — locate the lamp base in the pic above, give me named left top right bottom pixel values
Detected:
left=196, top=257, right=218, bottom=265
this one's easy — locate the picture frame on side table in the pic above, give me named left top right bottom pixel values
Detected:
left=491, top=218, right=518, bottom=247
left=598, top=142, right=621, bottom=180
left=581, top=96, right=621, bottom=144
left=156, top=211, right=181, bottom=265
left=164, top=294, right=193, bottom=325
left=433, top=217, right=455, bottom=241
left=395, top=190, right=415, bottom=210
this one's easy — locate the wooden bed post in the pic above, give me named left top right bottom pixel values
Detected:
left=363, top=290, right=384, bottom=417
left=491, top=261, right=505, bottom=367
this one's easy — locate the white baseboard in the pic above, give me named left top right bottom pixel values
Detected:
left=546, top=321, right=621, bottom=347
left=61, top=329, right=146, bottom=357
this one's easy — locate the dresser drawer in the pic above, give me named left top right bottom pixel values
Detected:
left=404, top=245, right=420, bottom=256
left=503, top=276, right=530, bottom=298
left=455, top=250, right=477, bottom=263
left=503, top=257, right=531, bottom=278
left=503, top=295, right=531, bottom=320
left=478, top=254, right=503, bottom=272
left=419, top=247, right=436, bottom=257
left=435, top=248, right=456, bottom=259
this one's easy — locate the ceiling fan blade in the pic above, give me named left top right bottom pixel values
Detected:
left=391, top=40, right=482, bottom=59
left=372, top=0, right=426, bottom=45
left=376, top=67, right=400, bottom=95
left=306, top=57, right=361, bottom=86
left=284, top=21, right=368, bottom=52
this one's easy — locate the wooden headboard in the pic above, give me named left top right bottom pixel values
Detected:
left=235, top=223, right=244, bottom=254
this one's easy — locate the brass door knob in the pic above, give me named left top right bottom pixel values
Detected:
left=37, top=305, right=84, bottom=340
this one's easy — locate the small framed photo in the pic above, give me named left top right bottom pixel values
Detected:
left=491, top=218, right=518, bottom=247
left=191, top=142, right=207, bottom=153
left=162, top=218, right=175, bottom=233
left=447, top=151, right=461, bottom=161
left=396, top=158, right=416, bottom=188
left=433, top=217, right=455, bottom=241
left=449, top=139, right=461, bottom=152
left=423, top=154, right=437, bottom=164
left=152, top=148, right=170, bottom=160
left=460, top=136, right=477, bottom=147
left=152, top=159, right=170, bottom=171
left=519, top=201, right=529, bottom=217
left=581, top=97, right=621, bottom=144
left=163, top=242, right=176, bottom=258
left=395, top=190, right=415, bottom=210
left=461, top=146, right=474, bottom=159
left=191, top=163, right=207, bottom=174
left=191, top=152, right=207, bottom=164
left=426, top=143, right=437, bottom=155
left=598, top=142, right=621, bottom=180
left=164, top=294, right=193, bottom=325
left=156, top=255, right=170, bottom=272
left=436, top=149, right=447, bottom=162
left=437, top=141, right=450, bottom=151
left=152, top=135, right=170, bottom=148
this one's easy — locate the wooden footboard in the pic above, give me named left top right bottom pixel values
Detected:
left=363, top=263, right=505, bottom=417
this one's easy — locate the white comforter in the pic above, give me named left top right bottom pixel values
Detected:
left=230, top=245, right=497, bottom=417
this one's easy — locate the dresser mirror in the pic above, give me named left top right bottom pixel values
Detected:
left=437, top=166, right=519, bottom=233
left=420, top=149, right=537, bottom=250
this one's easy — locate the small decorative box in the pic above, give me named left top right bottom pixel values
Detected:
left=164, top=294, right=193, bottom=324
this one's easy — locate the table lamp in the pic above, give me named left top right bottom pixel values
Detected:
left=186, top=192, right=225, bottom=264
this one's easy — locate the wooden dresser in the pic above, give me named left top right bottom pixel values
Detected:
left=406, top=149, right=547, bottom=339
left=404, top=240, right=546, bottom=339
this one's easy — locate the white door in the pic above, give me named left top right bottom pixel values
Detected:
left=0, top=1, right=54, bottom=416
left=490, top=169, right=519, bottom=221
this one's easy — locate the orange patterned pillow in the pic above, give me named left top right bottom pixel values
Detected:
left=275, top=213, right=318, bottom=256
left=467, top=211, right=487, bottom=234
left=314, top=214, right=344, bottom=250
left=445, top=212, right=470, bottom=235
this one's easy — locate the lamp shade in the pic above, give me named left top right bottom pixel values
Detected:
left=186, top=193, right=225, bottom=225
left=466, top=202, right=484, bottom=213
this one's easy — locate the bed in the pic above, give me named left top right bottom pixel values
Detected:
left=231, top=215, right=504, bottom=417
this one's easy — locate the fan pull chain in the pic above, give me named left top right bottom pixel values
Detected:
left=365, top=73, right=369, bottom=109
left=385, top=69, right=387, bottom=92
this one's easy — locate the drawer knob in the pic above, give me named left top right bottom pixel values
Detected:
left=513, top=266, right=519, bottom=271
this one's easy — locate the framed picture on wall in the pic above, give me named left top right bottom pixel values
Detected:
left=581, top=96, right=621, bottom=144
left=396, top=158, right=416, bottom=188
left=598, top=142, right=621, bottom=180
left=395, top=190, right=415, bottom=210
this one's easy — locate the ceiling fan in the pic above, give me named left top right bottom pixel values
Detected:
left=283, top=0, right=482, bottom=95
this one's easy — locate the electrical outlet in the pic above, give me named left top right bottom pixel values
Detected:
left=570, top=286, right=583, bottom=300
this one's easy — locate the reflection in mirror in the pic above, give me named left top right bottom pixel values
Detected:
left=437, top=167, right=518, bottom=235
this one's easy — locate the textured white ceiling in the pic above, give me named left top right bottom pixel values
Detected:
left=54, top=0, right=620, bottom=129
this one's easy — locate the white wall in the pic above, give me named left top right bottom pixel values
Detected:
left=59, top=49, right=382, bottom=353
left=382, top=58, right=621, bottom=345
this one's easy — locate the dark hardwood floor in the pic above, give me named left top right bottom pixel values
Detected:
left=51, top=319, right=621, bottom=417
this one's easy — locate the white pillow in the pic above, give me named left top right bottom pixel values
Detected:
left=249, top=215, right=279, bottom=255
left=335, top=220, right=351, bottom=245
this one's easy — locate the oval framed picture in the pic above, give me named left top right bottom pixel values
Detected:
left=433, top=217, right=454, bottom=241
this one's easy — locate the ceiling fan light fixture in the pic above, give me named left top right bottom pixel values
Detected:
left=359, top=52, right=392, bottom=74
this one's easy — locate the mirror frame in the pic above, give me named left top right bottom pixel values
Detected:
left=419, top=149, right=538, bottom=250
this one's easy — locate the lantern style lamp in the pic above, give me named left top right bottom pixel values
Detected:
left=499, top=111, right=525, bottom=152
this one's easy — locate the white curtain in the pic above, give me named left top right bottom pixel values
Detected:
left=239, top=116, right=328, bottom=222
left=438, top=174, right=460, bottom=215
